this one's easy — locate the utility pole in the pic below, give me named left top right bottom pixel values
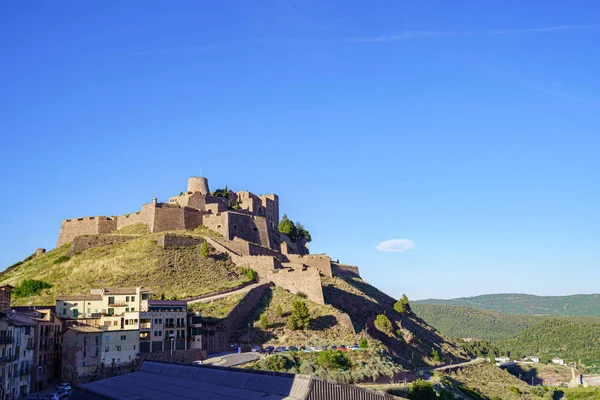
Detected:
left=247, top=323, right=250, bottom=349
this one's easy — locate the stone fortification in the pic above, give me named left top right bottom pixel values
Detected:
left=56, top=176, right=292, bottom=252
left=67, top=235, right=139, bottom=257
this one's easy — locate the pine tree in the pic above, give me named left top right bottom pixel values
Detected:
left=288, top=300, right=310, bottom=331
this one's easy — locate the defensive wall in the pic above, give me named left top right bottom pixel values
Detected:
left=57, top=216, right=117, bottom=247
left=207, top=283, right=273, bottom=353
left=67, top=235, right=139, bottom=257
left=156, top=234, right=203, bottom=249
left=331, top=262, right=361, bottom=278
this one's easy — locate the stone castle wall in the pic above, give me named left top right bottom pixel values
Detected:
left=116, top=212, right=142, bottom=230
left=67, top=235, right=139, bottom=257
left=286, top=254, right=332, bottom=277
left=265, top=267, right=325, bottom=304
left=331, top=263, right=361, bottom=278
left=57, top=216, right=117, bottom=247
left=157, top=234, right=203, bottom=249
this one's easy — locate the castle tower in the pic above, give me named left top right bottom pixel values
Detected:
left=187, top=177, right=210, bottom=194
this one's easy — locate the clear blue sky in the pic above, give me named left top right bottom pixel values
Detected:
left=1, top=1, right=599, bottom=300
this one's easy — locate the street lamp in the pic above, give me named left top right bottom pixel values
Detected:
left=170, top=333, right=175, bottom=362
left=247, top=323, right=250, bottom=349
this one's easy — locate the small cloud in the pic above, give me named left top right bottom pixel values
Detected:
left=376, top=239, right=416, bottom=253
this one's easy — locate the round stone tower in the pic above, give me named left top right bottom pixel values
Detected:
left=187, top=177, right=210, bottom=194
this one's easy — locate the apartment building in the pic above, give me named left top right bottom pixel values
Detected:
left=56, top=287, right=152, bottom=319
left=0, top=286, right=12, bottom=310
left=61, top=325, right=102, bottom=384
left=56, top=288, right=148, bottom=369
left=139, top=300, right=188, bottom=354
left=0, top=310, right=38, bottom=399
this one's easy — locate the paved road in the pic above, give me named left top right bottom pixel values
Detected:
left=187, top=283, right=260, bottom=304
left=205, top=352, right=261, bottom=367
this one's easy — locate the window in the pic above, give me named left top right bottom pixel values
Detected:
left=116, top=346, right=121, bottom=352
left=131, top=307, right=135, bottom=311
left=108, top=308, right=114, bottom=316
left=105, top=346, right=109, bottom=352
left=87, top=308, right=91, bottom=314
left=73, top=309, right=79, bottom=318
left=62, top=309, right=66, bottom=316
left=120, top=335, right=126, bottom=340
left=105, top=336, right=110, bottom=343
left=108, top=296, right=115, bottom=305
left=126, top=296, right=130, bottom=302
left=126, top=308, right=129, bottom=312
left=131, top=296, right=135, bottom=302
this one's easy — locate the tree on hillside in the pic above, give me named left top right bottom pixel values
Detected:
left=199, top=241, right=211, bottom=257
left=408, top=379, right=436, bottom=400
left=394, top=294, right=411, bottom=314
left=374, top=314, right=393, bottom=336
left=288, top=300, right=311, bottom=331
left=276, top=304, right=283, bottom=317
left=13, top=279, right=52, bottom=298
left=259, top=313, right=269, bottom=330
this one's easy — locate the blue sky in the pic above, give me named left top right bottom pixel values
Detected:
left=1, top=1, right=599, bottom=300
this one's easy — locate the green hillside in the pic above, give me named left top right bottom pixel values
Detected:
left=498, top=319, right=600, bottom=363
left=413, top=303, right=600, bottom=342
left=412, top=303, right=542, bottom=340
left=0, top=229, right=252, bottom=305
left=414, top=293, right=600, bottom=316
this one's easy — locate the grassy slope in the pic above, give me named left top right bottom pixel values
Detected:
left=320, top=275, right=470, bottom=368
left=235, top=286, right=360, bottom=346
left=189, top=292, right=247, bottom=319
left=1, top=230, right=250, bottom=305
left=498, top=318, right=600, bottom=363
left=415, top=293, right=600, bottom=316
left=444, top=362, right=552, bottom=400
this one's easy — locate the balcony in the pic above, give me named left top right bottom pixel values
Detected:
left=140, top=324, right=151, bottom=330
left=164, top=323, right=175, bottom=328
left=18, top=368, right=31, bottom=376
left=0, top=337, right=13, bottom=344
left=0, top=355, right=16, bottom=364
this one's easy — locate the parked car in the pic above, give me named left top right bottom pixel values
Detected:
left=288, top=346, right=298, bottom=352
left=309, top=346, right=321, bottom=352
left=339, top=345, right=348, bottom=351
left=192, top=360, right=203, bottom=365
left=56, top=383, right=72, bottom=392
left=303, top=348, right=312, bottom=353
left=251, top=345, right=262, bottom=352
left=299, top=346, right=306, bottom=351
left=274, top=346, right=286, bottom=353
left=330, top=345, right=337, bottom=350
left=321, top=346, right=328, bottom=351
left=264, top=346, right=275, bottom=354
left=349, top=345, right=361, bottom=350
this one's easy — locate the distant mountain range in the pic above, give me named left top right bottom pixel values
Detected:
left=414, top=293, right=600, bottom=316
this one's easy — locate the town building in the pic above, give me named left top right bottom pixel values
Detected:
left=139, top=300, right=188, bottom=354
left=56, top=288, right=147, bottom=370
left=0, top=286, right=13, bottom=310
left=61, top=325, right=102, bottom=384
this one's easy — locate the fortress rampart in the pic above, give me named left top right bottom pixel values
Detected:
left=67, top=234, right=139, bottom=257
left=57, top=216, right=117, bottom=247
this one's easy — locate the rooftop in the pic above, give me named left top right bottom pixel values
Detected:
left=73, top=362, right=397, bottom=400
left=56, top=295, right=103, bottom=301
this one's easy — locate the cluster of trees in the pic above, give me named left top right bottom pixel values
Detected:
left=278, top=214, right=311, bottom=243
left=13, top=279, right=52, bottom=298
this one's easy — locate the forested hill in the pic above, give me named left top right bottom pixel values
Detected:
left=412, top=304, right=542, bottom=340
left=498, top=319, right=600, bottom=363
left=414, top=293, right=600, bottom=316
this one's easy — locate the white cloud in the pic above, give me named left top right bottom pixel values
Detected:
left=376, top=239, right=416, bottom=253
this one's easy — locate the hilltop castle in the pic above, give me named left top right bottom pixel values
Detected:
left=57, top=177, right=308, bottom=255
